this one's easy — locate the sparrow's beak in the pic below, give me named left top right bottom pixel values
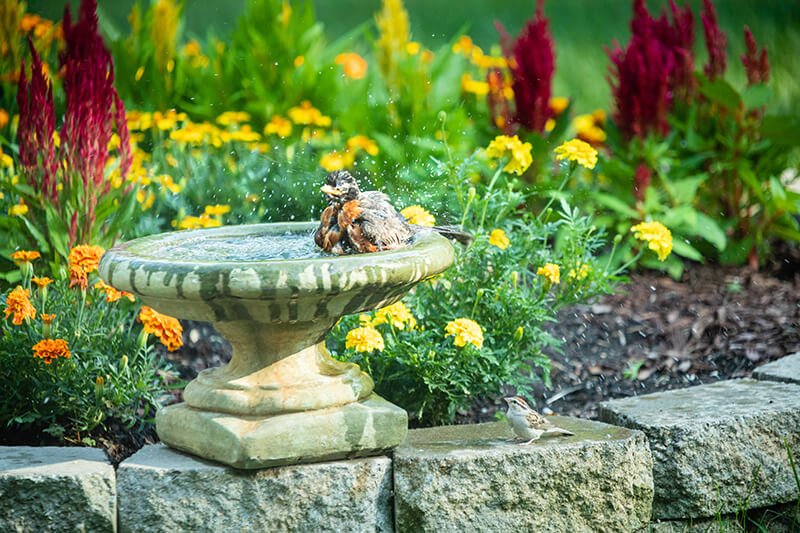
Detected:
left=503, top=397, right=513, bottom=405
left=320, top=185, right=343, bottom=197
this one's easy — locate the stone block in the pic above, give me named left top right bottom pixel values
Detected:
left=599, top=379, right=800, bottom=519
left=117, top=444, right=392, bottom=533
left=754, top=353, right=800, bottom=384
left=0, top=446, right=116, bottom=532
left=393, top=419, right=653, bottom=533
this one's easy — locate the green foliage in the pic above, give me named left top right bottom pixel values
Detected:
left=0, top=261, right=172, bottom=442
left=328, top=147, right=620, bottom=426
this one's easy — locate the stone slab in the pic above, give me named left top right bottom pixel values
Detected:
left=753, top=353, right=800, bottom=384
left=647, top=502, right=800, bottom=532
left=0, top=446, right=116, bottom=532
left=117, top=444, right=392, bottom=533
left=393, top=419, right=653, bottom=533
left=156, top=393, right=407, bottom=469
left=599, top=379, right=800, bottom=520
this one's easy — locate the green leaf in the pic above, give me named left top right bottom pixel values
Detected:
left=594, top=193, right=638, bottom=219
left=741, top=84, right=772, bottom=110
left=45, top=207, right=70, bottom=261
left=694, top=213, right=727, bottom=251
left=698, top=78, right=742, bottom=110
left=666, top=174, right=706, bottom=204
left=671, top=238, right=703, bottom=261
left=760, top=115, right=800, bottom=146
left=20, top=217, right=50, bottom=254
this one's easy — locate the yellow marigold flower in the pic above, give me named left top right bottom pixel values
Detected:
left=335, top=53, right=368, bottom=80
left=553, top=139, right=598, bottom=170
left=320, top=150, right=354, bottom=172
left=204, top=204, right=231, bottom=217
left=264, top=115, right=292, bottom=138
left=573, top=114, right=606, bottom=144
left=10, top=250, right=41, bottom=264
left=445, top=318, right=484, bottom=349
left=139, top=306, right=183, bottom=351
left=452, top=35, right=475, bottom=55
left=137, top=189, right=156, bottom=210
left=372, top=301, right=416, bottom=330
left=549, top=96, right=570, bottom=116
left=567, top=263, right=592, bottom=281
left=32, top=338, right=71, bottom=364
left=156, top=174, right=182, bottom=194
left=346, top=135, right=379, bottom=156
left=69, top=245, right=105, bottom=274
left=288, top=101, right=331, bottom=127
left=294, top=55, right=305, bottom=67
left=0, top=152, right=12, bottom=168
left=229, top=125, right=261, bottom=143
left=32, top=277, right=54, bottom=289
left=400, top=205, right=435, bottom=227
left=4, top=286, right=36, bottom=325
left=183, top=39, right=202, bottom=57
left=93, top=280, right=125, bottom=303
left=406, top=41, right=421, bottom=55
left=135, top=66, right=145, bottom=81
left=345, top=326, right=385, bottom=353
left=485, top=135, right=533, bottom=176
left=9, top=200, right=28, bottom=217
left=358, top=314, right=373, bottom=326
left=0, top=108, right=9, bottom=129
left=69, top=265, right=88, bottom=290
left=216, top=111, right=250, bottom=126
left=461, top=74, right=489, bottom=96
left=488, top=229, right=510, bottom=250
left=592, top=108, right=607, bottom=124
left=631, top=221, right=673, bottom=261
left=177, top=214, right=222, bottom=230
left=537, top=263, right=561, bottom=285
left=279, top=0, right=291, bottom=26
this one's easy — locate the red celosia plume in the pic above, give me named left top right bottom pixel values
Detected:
left=608, top=0, right=696, bottom=139
left=701, top=0, right=727, bottom=80
left=496, top=0, right=554, bottom=133
left=741, top=26, right=769, bottom=86
left=16, top=38, right=58, bottom=202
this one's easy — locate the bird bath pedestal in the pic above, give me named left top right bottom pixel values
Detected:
left=99, top=222, right=454, bottom=469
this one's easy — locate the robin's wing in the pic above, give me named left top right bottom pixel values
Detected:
left=316, top=205, right=345, bottom=253
left=357, top=192, right=413, bottom=248
left=347, top=223, right=378, bottom=253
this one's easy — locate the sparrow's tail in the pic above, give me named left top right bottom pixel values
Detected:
left=545, top=427, right=575, bottom=437
left=422, top=225, right=473, bottom=246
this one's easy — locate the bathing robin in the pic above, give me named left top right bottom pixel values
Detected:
left=314, top=171, right=471, bottom=255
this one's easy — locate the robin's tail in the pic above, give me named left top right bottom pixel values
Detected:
left=422, top=225, right=473, bottom=246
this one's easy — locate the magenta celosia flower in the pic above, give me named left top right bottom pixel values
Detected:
left=17, top=39, right=58, bottom=202
left=496, top=0, right=554, bottom=133
left=741, top=26, right=769, bottom=86
left=60, top=0, right=132, bottom=217
left=608, top=0, right=696, bottom=139
left=701, top=0, right=727, bottom=80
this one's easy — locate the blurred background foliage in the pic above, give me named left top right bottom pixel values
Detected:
left=27, top=0, right=800, bottom=114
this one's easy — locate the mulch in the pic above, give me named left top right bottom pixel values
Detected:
left=460, top=253, right=800, bottom=423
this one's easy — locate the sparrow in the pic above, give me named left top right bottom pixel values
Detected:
left=504, top=396, right=575, bottom=445
left=315, top=170, right=472, bottom=255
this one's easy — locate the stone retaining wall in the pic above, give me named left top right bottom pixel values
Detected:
left=2, top=355, right=798, bottom=532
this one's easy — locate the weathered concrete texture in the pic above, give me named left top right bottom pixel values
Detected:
left=0, top=446, right=116, bottom=533
left=754, top=353, right=800, bottom=384
left=599, top=379, right=800, bottom=520
left=117, top=444, right=393, bottom=533
left=394, top=419, right=653, bottom=533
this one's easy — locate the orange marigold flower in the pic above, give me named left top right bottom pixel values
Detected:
left=121, top=291, right=135, bottom=302
left=4, top=286, right=37, bottom=325
left=68, top=245, right=105, bottom=273
left=41, top=313, right=56, bottom=325
left=32, top=277, right=54, bottom=289
left=139, top=306, right=183, bottom=351
left=335, top=52, right=368, bottom=80
left=69, top=264, right=88, bottom=290
left=93, top=280, right=124, bottom=302
left=32, top=338, right=71, bottom=364
left=10, top=250, right=41, bottom=264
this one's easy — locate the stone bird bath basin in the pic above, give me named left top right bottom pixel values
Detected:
left=99, top=221, right=454, bottom=468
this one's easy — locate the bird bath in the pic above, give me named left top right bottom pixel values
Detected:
left=99, top=221, right=454, bottom=468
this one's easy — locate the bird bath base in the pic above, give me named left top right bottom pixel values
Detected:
left=156, top=394, right=407, bottom=469
left=99, top=222, right=453, bottom=469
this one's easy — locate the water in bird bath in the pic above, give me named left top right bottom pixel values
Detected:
left=151, top=230, right=326, bottom=261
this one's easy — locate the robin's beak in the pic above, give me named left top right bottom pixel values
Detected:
left=321, top=185, right=343, bottom=197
